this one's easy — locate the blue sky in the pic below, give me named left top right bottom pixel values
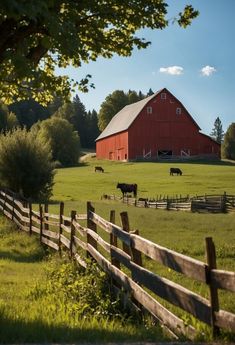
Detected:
left=62, top=0, right=235, bottom=135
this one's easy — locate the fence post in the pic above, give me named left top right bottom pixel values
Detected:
left=205, top=237, right=220, bottom=337
left=120, top=212, right=131, bottom=255
left=58, top=202, right=64, bottom=256
left=221, top=191, right=227, bottom=213
left=109, top=210, right=120, bottom=269
left=130, top=229, right=142, bottom=267
left=70, top=210, right=76, bottom=257
left=87, top=202, right=97, bottom=258
left=29, top=203, right=32, bottom=235
left=44, top=203, right=49, bottom=231
left=39, top=204, right=43, bottom=243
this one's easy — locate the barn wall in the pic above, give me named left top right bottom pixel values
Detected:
left=128, top=91, right=220, bottom=159
left=96, top=131, right=128, bottom=160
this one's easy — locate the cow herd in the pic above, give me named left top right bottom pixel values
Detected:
left=94, top=165, right=183, bottom=198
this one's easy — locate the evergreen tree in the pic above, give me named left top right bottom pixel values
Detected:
left=9, top=99, right=49, bottom=129
left=86, top=110, right=100, bottom=148
left=210, top=117, right=224, bottom=144
left=147, top=88, right=154, bottom=96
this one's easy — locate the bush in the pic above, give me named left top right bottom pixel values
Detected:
left=35, top=117, right=81, bottom=167
left=0, top=128, right=55, bottom=199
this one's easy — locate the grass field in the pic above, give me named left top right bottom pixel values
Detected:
left=1, top=156, right=235, bottom=342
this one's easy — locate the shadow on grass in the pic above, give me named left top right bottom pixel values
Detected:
left=134, top=159, right=235, bottom=166
left=0, top=247, right=47, bottom=263
left=0, top=313, right=161, bottom=343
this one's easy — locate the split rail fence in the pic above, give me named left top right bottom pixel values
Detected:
left=0, top=189, right=234, bottom=339
left=102, top=193, right=235, bottom=213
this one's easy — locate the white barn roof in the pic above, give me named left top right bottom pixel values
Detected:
left=96, top=89, right=163, bottom=141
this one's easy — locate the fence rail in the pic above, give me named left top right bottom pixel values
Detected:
left=102, top=192, right=235, bottom=213
left=0, top=189, right=234, bottom=339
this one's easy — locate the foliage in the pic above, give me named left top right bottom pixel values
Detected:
left=0, top=127, right=54, bottom=199
left=0, top=1, right=198, bottom=104
left=54, top=96, right=100, bottom=148
left=210, top=116, right=224, bottom=144
left=0, top=103, right=18, bottom=131
left=222, top=123, right=235, bottom=160
left=98, top=89, right=146, bottom=131
left=35, top=116, right=81, bottom=166
left=9, top=98, right=50, bottom=129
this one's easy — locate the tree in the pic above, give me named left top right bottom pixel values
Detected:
left=0, top=1, right=198, bottom=104
left=222, top=123, right=235, bottom=160
left=98, top=89, right=146, bottom=131
left=35, top=117, right=81, bottom=166
left=147, top=88, right=154, bottom=96
left=86, top=110, right=100, bottom=148
left=9, top=98, right=49, bottom=129
left=0, top=103, right=18, bottom=131
left=0, top=128, right=54, bottom=199
left=210, top=117, right=224, bottom=144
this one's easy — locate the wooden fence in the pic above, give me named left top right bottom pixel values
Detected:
left=102, top=193, right=235, bottom=213
left=0, top=189, right=234, bottom=339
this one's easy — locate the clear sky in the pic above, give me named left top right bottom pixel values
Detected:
left=60, top=0, right=235, bottom=135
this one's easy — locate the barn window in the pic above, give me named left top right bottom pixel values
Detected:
left=176, top=107, right=181, bottom=115
left=147, top=106, right=152, bottom=114
left=161, top=92, right=166, bottom=99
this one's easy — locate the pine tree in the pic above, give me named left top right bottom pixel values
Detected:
left=210, top=117, right=224, bottom=144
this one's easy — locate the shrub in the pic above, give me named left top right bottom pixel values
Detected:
left=0, top=128, right=55, bottom=199
left=35, top=117, right=81, bottom=167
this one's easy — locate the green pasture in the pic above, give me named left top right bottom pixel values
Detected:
left=1, top=157, right=235, bottom=342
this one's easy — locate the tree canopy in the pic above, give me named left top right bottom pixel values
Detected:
left=222, top=123, right=235, bottom=160
left=98, top=89, right=146, bottom=131
left=35, top=117, right=81, bottom=166
left=0, top=1, right=198, bottom=104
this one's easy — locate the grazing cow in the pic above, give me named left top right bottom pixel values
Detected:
left=170, top=168, right=182, bottom=176
left=95, top=166, right=104, bottom=173
left=117, top=183, right=137, bottom=198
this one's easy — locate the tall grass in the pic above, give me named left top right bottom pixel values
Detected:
left=0, top=215, right=166, bottom=343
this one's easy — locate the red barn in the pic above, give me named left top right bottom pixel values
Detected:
left=96, top=88, right=220, bottom=160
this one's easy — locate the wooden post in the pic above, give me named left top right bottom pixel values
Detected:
left=29, top=203, right=32, bottom=235
left=58, top=202, right=64, bottom=256
left=70, top=210, right=76, bottom=257
left=205, top=237, right=220, bottom=337
left=130, top=229, right=142, bottom=267
left=44, top=203, right=49, bottom=231
left=87, top=202, right=97, bottom=258
left=109, top=210, right=120, bottom=269
left=39, top=204, right=43, bottom=243
left=221, top=191, right=227, bottom=213
left=120, top=212, right=131, bottom=255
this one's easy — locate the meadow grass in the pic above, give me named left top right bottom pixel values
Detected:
left=0, top=215, right=166, bottom=343
left=50, top=157, right=235, bottom=340
left=1, top=157, right=235, bottom=342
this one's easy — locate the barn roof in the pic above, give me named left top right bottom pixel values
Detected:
left=96, top=88, right=200, bottom=141
left=96, top=89, right=163, bottom=141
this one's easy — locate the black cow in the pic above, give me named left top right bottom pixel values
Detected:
left=117, top=183, right=137, bottom=198
left=95, top=166, right=104, bottom=173
left=170, top=168, right=182, bottom=176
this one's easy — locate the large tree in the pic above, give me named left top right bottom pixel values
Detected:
left=98, top=89, right=146, bottom=131
left=0, top=1, right=198, bottom=104
left=222, top=123, right=235, bottom=160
